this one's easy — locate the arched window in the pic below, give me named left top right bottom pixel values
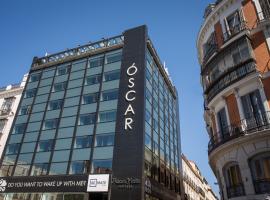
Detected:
left=249, top=152, right=270, bottom=194
left=223, top=162, right=245, bottom=198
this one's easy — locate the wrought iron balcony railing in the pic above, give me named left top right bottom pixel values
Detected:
left=32, top=35, right=124, bottom=67
left=254, top=179, right=270, bottom=194
left=205, top=60, right=256, bottom=103
left=257, top=11, right=270, bottom=24
left=203, top=43, right=218, bottom=65
left=208, top=111, right=270, bottom=154
left=227, top=183, right=245, bottom=198
left=0, top=108, right=11, bottom=116
left=223, top=21, right=248, bottom=43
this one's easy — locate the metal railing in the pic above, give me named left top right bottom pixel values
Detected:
left=32, top=35, right=124, bottom=67
left=254, top=179, right=270, bottom=194
left=205, top=60, right=256, bottom=103
left=223, top=21, right=248, bottom=43
left=227, top=184, right=245, bottom=198
left=257, top=11, right=270, bottom=24
left=0, top=108, right=11, bottom=116
left=203, top=43, right=218, bottom=65
left=208, top=111, right=270, bottom=153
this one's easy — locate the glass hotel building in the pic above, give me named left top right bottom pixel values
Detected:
left=0, top=26, right=183, bottom=200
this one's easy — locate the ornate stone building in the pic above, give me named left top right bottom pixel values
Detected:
left=182, top=154, right=218, bottom=200
left=0, top=75, right=27, bottom=158
left=197, top=0, right=270, bottom=199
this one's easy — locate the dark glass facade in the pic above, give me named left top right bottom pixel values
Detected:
left=0, top=26, right=183, bottom=200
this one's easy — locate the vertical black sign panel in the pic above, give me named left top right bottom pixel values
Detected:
left=111, top=26, right=147, bottom=200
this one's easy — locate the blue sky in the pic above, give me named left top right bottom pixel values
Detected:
left=0, top=0, right=218, bottom=195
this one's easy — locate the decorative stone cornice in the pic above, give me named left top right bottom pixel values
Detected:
left=0, top=87, right=23, bottom=99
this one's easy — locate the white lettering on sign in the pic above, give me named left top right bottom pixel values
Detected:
left=124, top=63, right=138, bottom=131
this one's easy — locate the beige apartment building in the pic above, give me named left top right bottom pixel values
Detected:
left=0, top=75, right=27, bottom=158
left=182, top=154, right=218, bottom=200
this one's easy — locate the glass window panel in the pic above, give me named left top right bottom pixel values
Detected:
left=89, top=56, right=103, bottom=68
left=49, top=162, right=68, bottom=175
left=72, top=148, right=91, bottom=161
left=20, top=142, right=36, bottom=153
left=86, top=74, right=101, bottom=85
left=103, top=70, right=120, bottom=82
left=6, top=143, right=20, bottom=155
left=57, top=127, right=74, bottom=139
left=17, top=153, right=33, bottom=165
left=92, top=159, right=112, bottom=174
left=101, top=89, right=118, bottom=101
left=25, top=89, right=36, bottom=98
left=82, top=93, right=98, bottom=104
left=105, top=52, right=122, bottom=64
left=95, top=134, right=114, bottom=147
left=23, top=132, right=39, bottom=142
left=37, top=140, right=53, bottom=152
left=52, top=150, right=70, bottom=162
left=59, top=116, right=76, bottom=128
left=68, top=79, right=83, bottom=89
left=48, top=99, right=63, bottom=110
left=19, top=105, right=31, bottom=115
left=57, top=65, right=70, bottom=76
left=74, top=135, right=92, bottom=149
left=145, top=134, right=151, bottom=150
left=55, top=138, right=72, bottom=150
left=79, top=113, right=96, bottom=125
left=13, top=123, right=27, bottom=135
left=53, top=82, right=67, bottom=92
left=42, top=69, right=55, bottom=79
left=31, top=163, right=48, bottom=176
left=99, top=110, right=116, bottom=123
left=69, top=161, right=89, bottom=175
left=43, top=119, right=58, bottom=130
left=64, top=96, right=80, bottom=107
left=30, top=73, right=41, bottom=82
left=34, top=152, right=51, bottom=163
left=14, top=165, right=30, bottom=176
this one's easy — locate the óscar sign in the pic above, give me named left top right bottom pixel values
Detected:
left=124, top=63, right=138, bottom=132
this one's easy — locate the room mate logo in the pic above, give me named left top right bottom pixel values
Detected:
left=0, top=179, right=7, bottom=192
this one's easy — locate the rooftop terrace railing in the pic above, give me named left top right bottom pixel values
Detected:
left=32, top=35, right=124, bottom=67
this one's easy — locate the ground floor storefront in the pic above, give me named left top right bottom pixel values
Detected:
left=0, top=193, right=109, bottom=200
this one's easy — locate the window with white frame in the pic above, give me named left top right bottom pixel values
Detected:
left=1, top=97, right=14, bottom=113
left=225, top=11, right=241, bottom=35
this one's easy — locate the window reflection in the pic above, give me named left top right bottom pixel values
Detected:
left=74, top=135, right=92, bottom=149
left=95, top=134, right=114, bottom=147
left=92, top=159, right=112, bottom=174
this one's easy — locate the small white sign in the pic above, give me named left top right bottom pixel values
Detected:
left=87, top=174, right=110, bottom=192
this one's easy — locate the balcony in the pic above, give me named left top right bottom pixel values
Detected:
left=0, top=108, right=11, bottom=116
left=223, top=21, right=248, bottom=43
left=254, top=179, right=270, bottom=194
left=227, top=184, right=245, bottom=198
left=208, top=111, right=270, bottom=154
left=205, top=60, right=256, bottom=103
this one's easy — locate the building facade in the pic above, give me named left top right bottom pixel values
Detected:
left=0, top=26, right=183, bottom=200
left=197, top=0, right=270, bottom=199
left=0, top=75, right=27, bottom=159
left=182, top=154, right=218, bottom=200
